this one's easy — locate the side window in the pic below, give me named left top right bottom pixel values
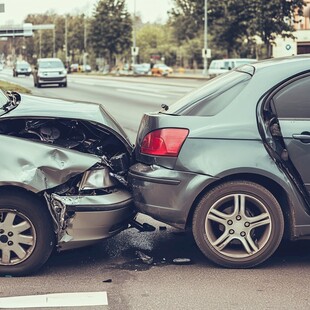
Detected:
left=273, top=77, right=310, bottom=118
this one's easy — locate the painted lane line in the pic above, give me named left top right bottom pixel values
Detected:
left=116, top=88, right=168, bottom=98
left=0, top=292, right=108, bottom=308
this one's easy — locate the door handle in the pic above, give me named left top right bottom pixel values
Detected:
left=292, top=134, right=310, bottom=141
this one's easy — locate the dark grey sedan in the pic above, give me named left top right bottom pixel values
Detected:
left=129, top=55, right=310, bottom=268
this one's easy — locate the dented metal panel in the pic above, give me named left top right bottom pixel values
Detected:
left=0, top=134, right=99, bottom=192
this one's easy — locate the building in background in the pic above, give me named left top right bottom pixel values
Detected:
left=273, top=1, right=310, bottom=57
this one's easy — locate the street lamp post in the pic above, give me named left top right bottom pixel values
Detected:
left=132, top=0, right=137, bottom=65
left=203, top=0, right=208, bottom=76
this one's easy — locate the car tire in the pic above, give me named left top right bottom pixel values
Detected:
left=192, top=180, right=284, bottom=268
left=37, top=83, right=41, bottom=88
left=0, top=189, right=55, bottom=276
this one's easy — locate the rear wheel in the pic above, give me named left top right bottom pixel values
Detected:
left=192, top=181, right=284, bottom=268
left=0, top=190, right=55, bottom=276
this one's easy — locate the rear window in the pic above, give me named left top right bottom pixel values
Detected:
left=164, top=70, right=252, bottom=116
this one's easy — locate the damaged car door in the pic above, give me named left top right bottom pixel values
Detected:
left=0, top=90, right=135, bottom=276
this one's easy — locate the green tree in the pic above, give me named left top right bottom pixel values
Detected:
left=169, top=0, right=305, bottom=59
left=89, top=0, right=132, bottom=68
left=136, top=23, right=177, bottom=65
left=253, top=0, right=305, bottom=57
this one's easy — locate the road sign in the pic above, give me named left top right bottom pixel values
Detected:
left=0, top=23, right=54, bottom=38
left=131, top=47, right=139, bottom=56
left=202, top=48, right=211, bottom=58
left=0, top=23, right=33, bottom=37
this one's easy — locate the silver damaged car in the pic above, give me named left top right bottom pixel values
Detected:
left=0, top=90, right=137, bottom=276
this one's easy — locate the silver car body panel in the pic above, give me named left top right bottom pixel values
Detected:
left=0, top=92, right=134, bottom=250
left=46, top=189, right=133, bottom=250
left=0, top=134, right=99, bottom=192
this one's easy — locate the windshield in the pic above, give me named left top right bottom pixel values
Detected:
left=0, top=90, right=8, bottom=110
left=0, top=90, right=21, bottom=116
left=16, top=63, right=30, bottom=69
left=39, top=60, right=64, bottom=69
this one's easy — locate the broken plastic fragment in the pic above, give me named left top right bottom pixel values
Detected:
left=135, top=250, right=154, bottom=265
left=172, top=258, right=192, bottom=265
left=102, top=279, right=112, bottom=283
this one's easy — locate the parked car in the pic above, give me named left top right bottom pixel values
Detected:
left=33, top=58, right=67, bottom=88
left=151, top=64, right=173, bottom=76
left=70, top=63, right=79, bottom=72
left=132, top=63, right=150, bottom=75
left=13, top=61, right=32, bottom=77
left=208, top=58, right=257, bottom=78
left=80, top=64, right=92, bottom=72
left=0, top=90, right=150, bottom=276
left=129, top=55, right=310, bottom=268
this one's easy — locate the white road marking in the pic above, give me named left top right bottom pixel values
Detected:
left=116, top=88, right=168, bottom=98
left=0, top=292, right=108, bottom=308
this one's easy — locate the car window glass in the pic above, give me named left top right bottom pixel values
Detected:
left=165, top=71, right=251, bottom=116
left=273, top=77, right=310, bottom=118
left=0, top=90, right=8, bottom=115
left=0, top=90, right=7, bottom=106
left=39, top=61, right=64, bottom=69
left=184, top=78, right=250, bottom=116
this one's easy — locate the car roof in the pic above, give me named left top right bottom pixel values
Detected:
left=246, top=54, right=310, bottom=77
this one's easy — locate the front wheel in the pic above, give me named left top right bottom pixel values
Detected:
left=192, top=181, right=284, bottom=268
left=0, top=190, right=55, bottom=276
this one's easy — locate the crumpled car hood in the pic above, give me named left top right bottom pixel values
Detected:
left=0, top=93, right=133, bottom=192
left=0, top=134, right=100, bottom=192
left=2, top=94, right=131, bottom=145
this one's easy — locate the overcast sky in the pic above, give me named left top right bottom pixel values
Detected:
left=0, top=0, right=173, bottom=25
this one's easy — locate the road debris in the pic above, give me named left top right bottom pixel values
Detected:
left=172, top=258, right=192, bottom=265
left=135, top=250, right=154, bottom=265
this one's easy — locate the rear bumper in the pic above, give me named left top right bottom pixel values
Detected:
left=128, top=163, right=215, bottom=229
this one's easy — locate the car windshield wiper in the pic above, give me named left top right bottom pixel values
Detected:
left=1, top=91, right=21, bottom=112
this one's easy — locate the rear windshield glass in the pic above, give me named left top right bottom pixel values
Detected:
left=164, top=70, right=251, bottom=116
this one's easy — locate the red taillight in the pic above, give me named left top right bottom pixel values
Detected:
left=140, top=128, right=189, bottom=157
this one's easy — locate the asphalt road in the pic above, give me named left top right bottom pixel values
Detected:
left=1, top=69, right=310, bottom=310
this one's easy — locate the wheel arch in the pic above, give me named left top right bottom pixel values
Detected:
left=185, top=173, right=293, bottom=240
left=0, top=185, right=50, bottom=216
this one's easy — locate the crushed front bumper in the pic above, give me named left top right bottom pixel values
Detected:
left=46, top=189, right=135, bottom=250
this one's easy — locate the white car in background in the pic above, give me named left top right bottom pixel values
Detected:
left=208, top=58, right=257, bottom=77
left=33, top=58, right=67, bottom=88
